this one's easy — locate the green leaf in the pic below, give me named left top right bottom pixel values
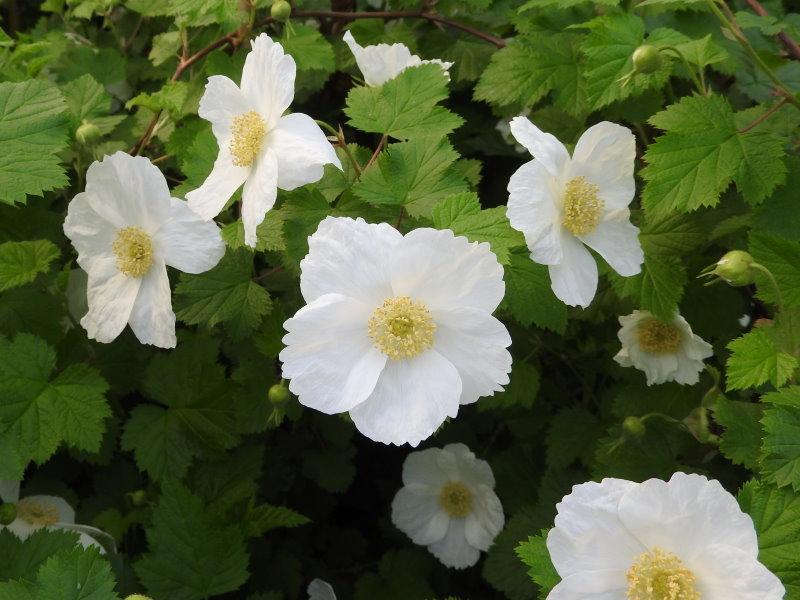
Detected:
left=174, top=249, right=272, bottom=339
left=0, top=529, right=81, bottom=581
left=639, top=212, right=706, bottom=257
left=244, top=503, right=311, bottom=537
left=0, top=80, right=69, bottom=206
left=353, top=137, right=467, bottom=219
left=610, top=254, right=687, bottom=319
left=33, top=547, right=119, bottom=600
left=0, top=240, right=59, bottom=291
left=478, top=361, right=540, bottom=411
left=126, top=81, right=190, bottom=119
left=503, top=254, right=567, bottom=334
left=474, top=33, right=587, bottom=116
left=280, top=23, right=334, bottom=73
left=545, top=407, right=601, bottom=469
left=60, top=74, right=111, bottom=130
left=345, top=64, right=463, bottom=140
left=135, top=480, right=249, bottom=600
left=749, top=232, right=800, bottom=309
left=516, top=533, right=559, bottom=599
left=713, top=397, right=764, bottom=470
left=738, top=480, right=800, bottom=597
left=0, top=334, right=110, bottom=465
left=431, top=192, right=524, bottom=264
left=761, top=404, right=800, bottom=491
left=642, top=94, right=787, bottom=216
left=726, top=328, right=798, bottom=391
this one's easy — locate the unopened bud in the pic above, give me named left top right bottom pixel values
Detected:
left=75, top=120, right=101, bottom=145
left=632, top=45, right=663, bottom=74
left=622, top=416, right=646, bottom=439
left=128, top=489, right=147, bottom=507
left=125, top=595, right=154, bottom=600
left=713, top=250, right=756, bottom=286
left=683, top=407, right=718, bottom=445
left=271, top=0, right=291, bottom=22
left=0, top=503, right=17, bottom=525
left=268, top=382, right=289, bottom=405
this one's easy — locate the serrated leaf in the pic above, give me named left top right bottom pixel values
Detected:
left=0, top=528, right=81, bottom=581
left=0, top=240, right=59, bottom=291
left=60, top=74, right=110, bottom=130
left=503, top=254, right=567, bottom=333
left=610, top=254, right=686, bottom=319
left=280, top=24, right=334, bottom=73
left=34, top=547, right=119, bottom=600
left=545, top=407, right=600, bottom=469
left=515, top=533, right=559, bottom=599
left=761, top=404, right=800, bottom=491
left=478, top=361, right=540, bottom=411
left=713, top=397, right=764, bottom=470
left=727, top=328, right=798, bottom=391
left=244, top=503, right=311, bottom=537
left=749, top=232, right=800, bottom=309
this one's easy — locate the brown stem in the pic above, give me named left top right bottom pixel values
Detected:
left=744, top=0, right=800, bottom=61
left=364, top=134, right=387, bottom=171
left=737, top=98, right=790, bottom=133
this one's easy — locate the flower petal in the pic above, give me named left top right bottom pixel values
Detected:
left=617, top=472, right=759, bottom=562
left=446, top=443, right=496, bottom=488
left=307, top=579, right=337, bottom=600
left=507, top=159, right=563, bottom=265
left=128, top=261, right=176, bottom=349
left=25, top=495, right=76, bottom=524
left=349, top=349, right=461, bottom=446
left=390, top=228, right=505, bottom=313
left=570, top=121, right=636, bottom=211
left=431, top=307, right=511, bottom=405
left=269, top=112, right=341, bottom=190
left=186, top=149, right=250, bottom=222
left=281, top=294, right=386, bottom=415
left=402, top=447, right=450, bottom=488
left=343, top=30, right=417, bottom=87
left=509, top=116, right=570, bottom=178
left=579, top=217, right=643, bottom=277
left=299, top=216, right=401, bottom=305
left=63, top=191, right=116, bottom=270
left=81, top=255, right=141, bottom=344
left=547, top=235, right=598, bottom=308
left=427, top=518, right=481, bottom=569
left=156, top=197, right=225, bottom=274
left=693, top=543, right=785, bottom=600
left=546, top=571, right=627, bottom=600
left=391, top=486, right=450, bottom=545
left=464, top=487, right=504, bottom=551
left=242, top=147, right=278, bottom=248
left=240, top=33, right=295, bottom=129
left=198, top=75, right=252, bottom=141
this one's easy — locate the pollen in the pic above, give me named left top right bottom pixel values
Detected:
left=562, top=176, right=603, bottom=236
left=16, top=498, right=59, bottom=527
left=368, top=296, right=436, bottom=360
left=112, top=226, right=153, bottom=278
left=627, top=547, right=700, bottom=600
left=636, top=318, right=683, bottom=354
left=230, top=110, right=266, bottom=167
left=439, top=481, right=473, bottom=518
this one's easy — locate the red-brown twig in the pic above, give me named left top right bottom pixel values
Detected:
left=364, top=134, right=388, bottom=171
left=737, top=98, right=790, bottom=133
left=744, top=0, right=800, bottom=61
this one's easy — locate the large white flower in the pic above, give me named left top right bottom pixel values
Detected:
left=343, top=30, right=452, bottom=87
left=279, top=217, right=512, bottom=446
left=614, top=310, right=713, bottom=386
left=506, top=117, right=644, bottom=308
left=391, top=443, right=504, bottom=569
left=186, top=33, right=341, bottom=247
left=307, top=579, right=336, bottom=600
left=545, top=472, right=784, bottom=599
left=0, top=480, right=113, bottom=553
left=63, top=152, right=225, bottom=348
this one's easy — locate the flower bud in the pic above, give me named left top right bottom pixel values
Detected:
left=632, top=45, right=662, bottom=74
left=268, top=382, right=289, bottom=405
left=713, top=250, right=756, bottom=287
left=622, top=416, right=646, bottom=439
left=0, top=503, right=17, bottom=526
left=128, top=489, right=148, bottom=507
left=125, top=595, right=154, bottom=600
left=271, top=0, right=291, bottom=22
left=75, top=120, right=101, bottom=145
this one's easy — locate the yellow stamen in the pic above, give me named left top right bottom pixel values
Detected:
left=16, top=498, right=59, bottom=527
left=368, top=296, right=436, bottom=360
left=230, top=111, right=266, bottom=167
left=636, top=318, right=683, bottom=354
left=439, top=481, right=473, bottom=518
left=627, top=548, right=700, bottom=600
left=562, top=176, right=603, bottom=236
left=112, top=226, right=153, bottom=278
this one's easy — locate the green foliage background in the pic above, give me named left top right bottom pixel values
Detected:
left=1, top=0, right=800, bottom=598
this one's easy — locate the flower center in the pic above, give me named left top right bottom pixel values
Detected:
left=636, top=318, right=683, bottom=354
left=230, top=110, right=266, bottom=167
left=562, top=176, right=603, bottom=236
left=16, top=498, right=59, bottom=527
left=627, top=548, right=700, bottom=600
left=368, top=296, right=436, bottom=360
left=438, top=481, right=473, bottom=518
left=112, top=226, right=153, bottom=278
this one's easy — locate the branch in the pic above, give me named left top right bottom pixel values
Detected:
left=737, top=98, right=790, bottom=133
left=744, top=0, right=800, bottom=61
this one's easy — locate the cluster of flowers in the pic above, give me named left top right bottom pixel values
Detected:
left=0, top=32, right=777, bottom=598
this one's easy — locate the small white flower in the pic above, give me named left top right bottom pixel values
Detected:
left=391, top=443, right=504, bottom=569
left=506, top=117, right=644, bottom=308
left=307, top=579, right=336, bottom=600
left=343, top=30, right=452, bottom=87
left=614, top=309, right=713, bottom=386
left=0, top=480, right=114, bottom=553
left=186, top=33, right=341, bottom=248
left=545, top=472, right=784, bottom=599
left=279, top=217, right=512, bottom=446
left=63, top=152, right=225, bottom=348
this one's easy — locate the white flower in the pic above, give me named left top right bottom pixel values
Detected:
left=343, top=30, right=452, bottom=87
left=279, top=217, right=512, bottom=446
left=545, top=472, right=784, bottom=600
left=391, top=443, right=504, bottom=569
left=63, top=152, right=225, bottom=348
left=186, top=33, right=341, bottom=248
left=307, top=579, right=336, bottom=600
left=0, top=480, right=114, bottom=553
left=614, top=310, right=713, bottom=386
left=506, top=117, right=644, bottom=308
